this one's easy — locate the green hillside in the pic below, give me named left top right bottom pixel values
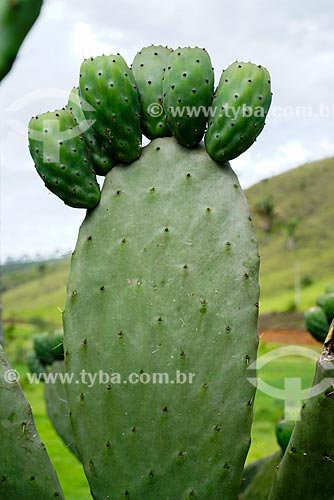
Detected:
left=2, top=156, right=334, bottom=329
left=246, top=156, right=334, bottom=313
left=2, top=257, right=70, bottom=328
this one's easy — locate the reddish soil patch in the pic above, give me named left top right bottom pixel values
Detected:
left=259, top=329, right=320, bottom=346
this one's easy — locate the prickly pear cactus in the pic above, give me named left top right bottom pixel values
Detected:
left=163, top=47, right=214, bottom=147
left=27, top=45, right=274, bottom=499
left=0, top=346, right=65, bottom=499
left=205, top=62, right=272, bottom=162
left=28, top=109, right=100, bottom=208
left=239, top=418, right=293, bottom=499
left=64, top=137, right=260, bottom=499
left=0, top=0, right=43, bottom=81
left=132, top=45, right=172, bottom=139
left=269, top=321, right=334, bottom=500
left=27, top=339, right=78, bottom=458
left=316, top=292, right=334, bottom=323
left=67, top=87, right=116, bottom=176
left=275, top=419, right=295, bottom=452
left=304, top=306, right=329, bottom=343
left=79, top=54, right=142, bottom=162
left=239, top=451, right=282, bottom=500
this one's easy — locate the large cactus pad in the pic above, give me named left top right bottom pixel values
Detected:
left=64, top=137, right=259, bottom=499
left=0, top=347, right=65, bottom=499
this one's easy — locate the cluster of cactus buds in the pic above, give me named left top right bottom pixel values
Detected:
left=28, top=45, right=272, bottom=210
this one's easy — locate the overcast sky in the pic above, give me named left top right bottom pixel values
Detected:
left=1, top=0, right=333, bottom=260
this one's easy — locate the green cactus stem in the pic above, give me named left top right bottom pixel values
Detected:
left=239, top=451, right=282, bottom=500
left=0, top=0, right=43, bottom=81
left=0, top=346, right=65, bottom=499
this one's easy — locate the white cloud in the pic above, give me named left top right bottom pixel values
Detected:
left=71, top=22, right=123, bottom=61
left=235, top=138, right=333, bottom=189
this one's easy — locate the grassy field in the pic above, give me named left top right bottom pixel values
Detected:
left=249, top=341, right=321, bottom=460
left=2, top=257, right=70, bottom=328
left=7, top=339, right=321, bottom=499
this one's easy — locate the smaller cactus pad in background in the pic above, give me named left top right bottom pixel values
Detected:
left=275, top=419, right=295, bottom=452
left=316, top=292, right=334, bottom=324
left=0, top=346, right=65, bottom=499
left=304, top=305, right=329, bottom=343
left=239, top=451, right=282, bottom=500
left=33, top=331, right=64, bottom=366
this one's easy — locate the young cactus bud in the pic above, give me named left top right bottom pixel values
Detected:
left=205, top=61, right=272, bottom=162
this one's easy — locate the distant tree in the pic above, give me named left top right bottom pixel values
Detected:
left=283, top=218, right=300, bottom=250
left=38, top=263, right=47, bottom=274
left=254, top=197, right=276, bottom=233
left=301, top=275, right=313, bottom=288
